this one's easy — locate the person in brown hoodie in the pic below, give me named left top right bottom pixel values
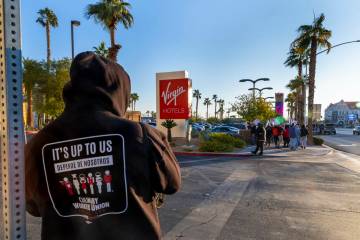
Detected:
left=25, top=52, right=181, bottom=240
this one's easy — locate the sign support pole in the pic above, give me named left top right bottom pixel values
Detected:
left=0, top=0, right=26, bottom=239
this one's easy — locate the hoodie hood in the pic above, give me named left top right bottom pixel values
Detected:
left=63, top=51, right=131, bottom=117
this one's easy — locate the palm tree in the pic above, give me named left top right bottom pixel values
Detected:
left=226, top=108, right=231, bottom=118
left=294, top=13, right=332, bottom=142
left=284, top=46, right=309, bottom=124
left=161, top=120, right=177, bottom=142
left=203, top=98, right=211, bottom=119
left=286, top=76, right=303, bottom=121
left=36, top=8, right=58, bottom=67
left=217, top=99, right=225, bottom=120
left=130, top=93, right=139, bottom=111
left=93, top=41, right=109, bottom=58
left=86, top=0, right=134, bottom=61
left=285, top=92, right=297, bottom=120
left=212, top=94, right=218, bottom=118
left=192, top=89, right=202, bottom=120
left=23, top=58, right=47, bottom=128
left=151, top=111, right=156, bottom=118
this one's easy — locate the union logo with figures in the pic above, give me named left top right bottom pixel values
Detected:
left=42, top=134, right=127, bottom=221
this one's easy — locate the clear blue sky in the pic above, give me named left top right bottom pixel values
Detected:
left=22, top=0, right=360, bottom=118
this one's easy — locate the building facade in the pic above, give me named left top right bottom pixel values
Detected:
left=325, top=100, right=360, bottom=126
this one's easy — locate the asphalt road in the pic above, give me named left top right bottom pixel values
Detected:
left=320, top=128, right=360, bottom=155
left=3, top=146, right=360, bottom=240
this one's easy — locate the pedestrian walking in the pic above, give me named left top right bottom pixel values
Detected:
left=272, top=126, right=280, bottom=148
left=265, top=125, right=272, bottom=148
left=289, top=123, right=298, bottom=150
left=278, top=126, right=284, bottom=148
left=25, top=52, right=181, bottom=240
left=295, top=124, right=301, bottom=147
left=300, top=124, right=309, bottom=149
left=252, top=123, right=266, bottom=156
left=283, top=125, right=290, bottom=147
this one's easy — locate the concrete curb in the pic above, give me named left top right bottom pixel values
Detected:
left=174, top=151, right=252, bottom=157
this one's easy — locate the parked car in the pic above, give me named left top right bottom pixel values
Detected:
left=322, top=124, right=336, bottom=135
left=353, top=126, right=360, bottom=135
left=226, top=123, right=247, bottom=130
left=192, top=123, right=205, bottom=131
left=191, top=124, right=205, bottom=132
left=211, top=126, right=240, bottom=135
left=147, top=122, right=156, bottom=128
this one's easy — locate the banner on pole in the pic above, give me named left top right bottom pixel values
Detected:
left=275, top=93, right=284, bottom=116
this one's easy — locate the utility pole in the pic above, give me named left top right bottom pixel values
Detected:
left=0, top=0, right=26, bottom=239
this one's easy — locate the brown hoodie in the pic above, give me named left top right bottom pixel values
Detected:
left=25, top=52, right=181, bottom=240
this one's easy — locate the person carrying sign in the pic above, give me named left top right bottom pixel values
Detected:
left=25, top=52, right=181, bottom=240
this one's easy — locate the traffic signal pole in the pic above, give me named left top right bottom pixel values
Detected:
left=0, top=0, right=26, bottom=239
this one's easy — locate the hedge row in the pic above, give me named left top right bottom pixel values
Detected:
left=199, top=133, right=246, bottom=152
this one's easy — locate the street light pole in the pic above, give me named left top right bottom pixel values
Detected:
left=239, top=78, right=270, bottom=99
left=248, top=87, right=273, bottom=98
left=259, top=96, right=274, bottom=101
left=71, top=20, right=81, bottom=60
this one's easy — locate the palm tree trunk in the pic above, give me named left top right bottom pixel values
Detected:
left=46, top=23, right=51, bottom=67
left=302, top=79, right=307, bottom=125
left=108, top=27, right=120, bottom=61
left=206, top=105, right=209, bottom=119
left=195, top=98, right=199, bottom=120
left=110, top=27, right=115, bottom=48
left=214, top=102, right=217, bottom=118
left=307, top=37, right=317, bottom=144
left=297, top=62, right=304, bottom=124
left=134, top=101, right=136, bottom=111
left=26, top=89, right=33, bottom=128
left=295, top=89, right=300, bottom=121
left=167, top=128, right=172, bottom=142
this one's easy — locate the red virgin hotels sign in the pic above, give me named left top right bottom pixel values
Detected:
left=159, top=78, right=191, bottom=119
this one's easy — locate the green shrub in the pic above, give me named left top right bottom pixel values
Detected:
left=313, top=137, right=324, bottom=145
left=209, top=133, right=246, bottom=149
left=209, top=133, right=235, bottom=145
left=199, top=131, right=210, bottom=142
left=199, top=140, right=234, bottom=152
left=233, top=138, right=246, bottom=148
left=198, top=133, right=246, bottom=152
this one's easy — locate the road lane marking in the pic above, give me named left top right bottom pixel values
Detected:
left=164, top=169, right=256, bottom=240
left=337, top=144, right=357, bottom=147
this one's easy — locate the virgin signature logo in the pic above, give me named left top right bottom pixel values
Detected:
left=161, top=82, right=186, bottom=106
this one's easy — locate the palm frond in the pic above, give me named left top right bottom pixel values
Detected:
left=314, top=13, right=325, bottom=27
left=297, top=24, right=312, bottom=34
left=36, top=8, right=58, bottom=28
left=86, top=0, right=134, bottom=30
left=286, top=77, right=303, bottom=90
